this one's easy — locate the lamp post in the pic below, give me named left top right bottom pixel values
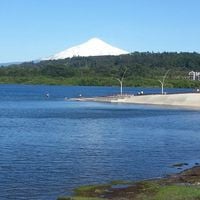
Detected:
left=115, top=68, right=127, bottom=96
left=158, top=70, right=170, bottom=95
left=116, top=78, right=123, bottom=95
left=158, top=80, right=164, bottom=95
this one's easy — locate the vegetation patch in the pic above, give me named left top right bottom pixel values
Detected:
left=74, top=184, right=111, bottom=197
left=57, top=197, right=104, bottom=200
left=154, top=185, right=200, bottom=200
left=2, top=53, right=200, bottom=88
left=58, top=166, right=200, bottom=200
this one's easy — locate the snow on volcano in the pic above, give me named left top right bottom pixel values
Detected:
left=43, top=38, right=129, bottom=60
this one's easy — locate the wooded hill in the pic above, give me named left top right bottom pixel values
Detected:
left=1, top=52, right=200, bottom=88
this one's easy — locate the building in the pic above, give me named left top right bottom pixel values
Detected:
left=188, top=71, right=200, bottom=81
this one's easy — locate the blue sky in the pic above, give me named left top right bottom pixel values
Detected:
left=0, top=0, right=200, bottom=62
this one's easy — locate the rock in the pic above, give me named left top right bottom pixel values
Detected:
left=172, top=163, right=188, bottom=167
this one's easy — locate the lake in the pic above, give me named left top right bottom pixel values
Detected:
left=0, top=84, right=200, bottom=200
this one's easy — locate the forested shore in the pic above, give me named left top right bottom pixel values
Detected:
left=1, top=52, right=200, bottom=88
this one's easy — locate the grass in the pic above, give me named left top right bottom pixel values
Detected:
left=74, top=184, right=111, bottom=197
left=57, top=197, right=105, bottom=200
left=137, top=181, right=160, bottom=193
left=154, top=185, right=200, bottom=200
left=58, top=184, right=200, bottom=200
left=133, top=184, right=200, bottom=200
left=58, top=166, right=200, bottom=200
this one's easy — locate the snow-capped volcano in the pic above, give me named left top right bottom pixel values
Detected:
left=43, top=38, right=129, bottom=60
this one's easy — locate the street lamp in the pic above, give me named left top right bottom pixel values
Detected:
left=158, top=70, right=170, bottom=95
left=115, top=68, right=127, bottom=96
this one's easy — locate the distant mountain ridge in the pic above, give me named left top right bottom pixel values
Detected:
left=43, top=38, right=129, bottom=60
left=0, top=61, right=23, bottom=66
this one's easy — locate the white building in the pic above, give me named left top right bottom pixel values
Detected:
left=188, top=71, right=200, bottom=81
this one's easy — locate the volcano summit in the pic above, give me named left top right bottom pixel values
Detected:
left=43, top=38, right=129, bottom=60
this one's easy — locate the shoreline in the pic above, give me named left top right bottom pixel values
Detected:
left=69, top=92, right=200, bottom=108
left=58, top=165, right=200, bottom=200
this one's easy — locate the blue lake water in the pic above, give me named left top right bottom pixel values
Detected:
left=0, top=84, right=200, bottom=200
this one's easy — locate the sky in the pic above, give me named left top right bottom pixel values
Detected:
left=0, top=0, right=200, bottom=63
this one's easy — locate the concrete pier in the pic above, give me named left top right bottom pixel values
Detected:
left=69, top=93, right=200, bottom=108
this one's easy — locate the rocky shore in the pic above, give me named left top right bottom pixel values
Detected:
left=58, top=166, right=200, bottom=200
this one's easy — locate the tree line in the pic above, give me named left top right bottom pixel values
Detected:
left=1, top=52, right=200, bottom=88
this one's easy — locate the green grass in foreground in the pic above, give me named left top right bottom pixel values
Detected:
left=134, top=185, right=200, bottom=200
left=153, top=185, right=200, bottom=200
left=74, top=184, right=111, bottom=197
left=57, top=197, right=104, bottom=200
left=58, top=184, right=200, bottom=200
